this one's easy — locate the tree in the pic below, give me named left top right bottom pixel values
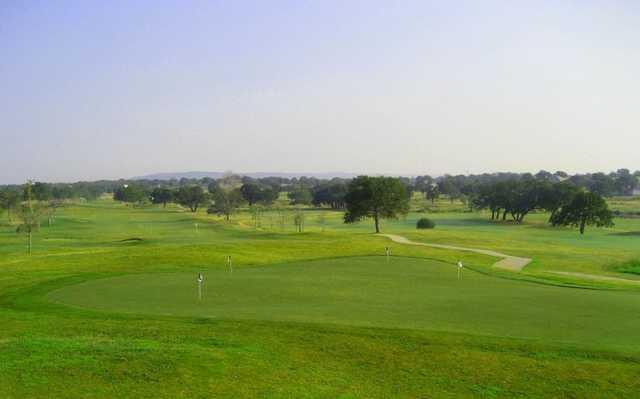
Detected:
left=175, top=186, right=208, bottom=212
left=414, top=175, right=433, bottom=198
left=240, top=183, right=261, bottom=206
left=550, top=191, right=614, bottom=234
left=587, top=173, right=615, bottom=197
left=425, top=185, right=439, bottom=204
left=472, top=179, right=556, bottom=223
left=0, top=188, right=20, bottom=223
left=258, top=186, right=279, bottom=205
left=51, top=185, right=74, bottom=200
left=505, top=179, right=546, bottom=223
left=288, top=186, right=313, bottom=205
left=343, top=176, right=410, bottom=233
left=614, top=169, right=638, bottom=196
left=207, top=181, right=219, bottom=195
left=240, top=183, right=278, bottom=206
left=150, top=187, right=174, bottom=208
left=208, top=188, right=243, bottom=221
left=16, top=182, right=44, bottom=254
left=113, top=184, right=146, bottom=204
left=437, top=177, right=461, bottom=203
left=312, top=180, right=347, bottom=209
left=539, top=181, right=579, bottom=220
left=31, top=182, right=52, bottom=201
left=534, top=170, right=554, bottom=182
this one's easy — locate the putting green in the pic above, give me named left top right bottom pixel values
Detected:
left=49, top=256, right=640, bottom=351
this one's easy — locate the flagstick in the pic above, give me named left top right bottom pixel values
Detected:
left=196, top=273, right=204, bottom=301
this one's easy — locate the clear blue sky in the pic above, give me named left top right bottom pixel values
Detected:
left=2, top=1, right=639, bottom=183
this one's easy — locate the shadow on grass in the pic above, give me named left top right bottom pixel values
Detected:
left=609, top=231, right=640, bottom=237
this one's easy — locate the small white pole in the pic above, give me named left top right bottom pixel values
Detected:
left=195, top=223, right=199, bottom=233
left=457, top=261, right=463, bottom=280
left=385, top=247, right=390, bottom=263
left=197, top=273, right=204, bottom=301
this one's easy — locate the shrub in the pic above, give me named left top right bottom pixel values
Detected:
left=416, top=217, right=435, bottom=229
left=619, top=259, right=640, bottom=275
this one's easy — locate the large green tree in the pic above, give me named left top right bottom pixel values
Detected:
left=288, top=186, right=313, bottom=205
left=539, top=181, right=579, bottom=220
left=343, top=176, right=409, bottom=233
left=414, top=175, right=433, bottom=198
left=150, top=187, right=174, bottom=208
left=614, top=168, right=638, bottom=196
left=208, top=188, right=243, bottom=221
left=175, top=186, right=208, bottom=212
left=240, top=183, right=278, bottom=206
left=31, top=182, right=52, bottom=201
left=312, top=180, right=347, bottom=209
left=425, top=185, right=439, bottom=204
left=550, top=191, right=614, bottom=234
left=113, top=184, right=146, bottom=204
left=240, top=183, right=262, bottom=206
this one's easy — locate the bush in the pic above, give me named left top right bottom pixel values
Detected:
left=416, top=217, right=435, bottom=229
left=619, top=259, right=640, bottom=275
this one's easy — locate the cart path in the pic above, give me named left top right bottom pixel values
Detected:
left=379, top=234, right=532, bottom=271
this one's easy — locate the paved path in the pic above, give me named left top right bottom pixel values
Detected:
left=379, top=234, right=532, bottom=271
left=379, top=234, right=640, bottom=285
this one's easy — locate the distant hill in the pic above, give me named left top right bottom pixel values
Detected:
left=131, top=171, right=357, bottom=181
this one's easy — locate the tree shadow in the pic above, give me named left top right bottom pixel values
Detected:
left=609, top=231, right=640, bottom=237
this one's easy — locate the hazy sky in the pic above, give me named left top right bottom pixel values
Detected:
left=2, top=1, right=639, bottom=183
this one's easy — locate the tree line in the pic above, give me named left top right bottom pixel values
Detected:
left=2, top=168, right=637, bottom=209
left=470, top=178, right=613, bottom=233
left=410, top=169, right=639, bottom=203
left=2, top=169, right=629, bottom=239
left=109, top=177, right=349, bottom=216
left=341, top=175, right=615, bottom=235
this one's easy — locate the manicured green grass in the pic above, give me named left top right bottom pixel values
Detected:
left=49, top=256, right=640, bottom=351
left=2, top=199, right=640, bottom=398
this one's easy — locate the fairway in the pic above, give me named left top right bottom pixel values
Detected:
left=50, top=256, right=640, bottom=351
